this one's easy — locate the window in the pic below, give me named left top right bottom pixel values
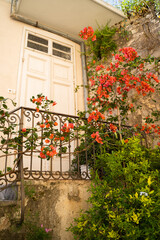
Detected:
left=26, top=32, right=72, bottom=61
left=27, top=33, right=48, bottom=53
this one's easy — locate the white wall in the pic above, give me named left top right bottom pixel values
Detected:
left=0, top=0, right=84, bottom=112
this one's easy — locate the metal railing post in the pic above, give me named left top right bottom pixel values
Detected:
left=18, top=107, right=25, bottom=223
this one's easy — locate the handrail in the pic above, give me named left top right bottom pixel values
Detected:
left=8, top=106, right=133, bottom=128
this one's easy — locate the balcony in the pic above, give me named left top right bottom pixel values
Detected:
left=0, top=106, right=138, bottom=187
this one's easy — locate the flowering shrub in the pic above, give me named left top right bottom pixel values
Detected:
left=79, top=24, right=117, bottom=60
left=68, top=137, right=160, bottom=239
left=86, top=47, right=160, bottom=146
left=79, top=26, right=96, bottom=41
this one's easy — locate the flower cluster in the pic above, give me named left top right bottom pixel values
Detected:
left=91, top=131, right=103, bottom=144
left=40, top=145, right=57, bottom=160
left=31, top=94, right=56, bottom=112
left=115, top=47, right=138, bottom=62
left=41, top=224, right=52, bottom=233
left=88, top=110, right=105, bottom=123
left=109, top=124, right=117, bottom=133
left=79, top=26, right=96, bottom=41
left=61, top=123, right=74, bottom=133
left=39, top=119, right=58, bottom=129
left=86, top=45, right=160, bottom=145
left=140, top=123, right=160, bottom=135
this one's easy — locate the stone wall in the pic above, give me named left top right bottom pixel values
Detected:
left=114, top=9, right=160, bottom=58
left=114, top=10, right=160, bottom=131
left=0, top=180, right=91, bottom=240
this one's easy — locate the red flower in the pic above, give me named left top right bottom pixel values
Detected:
left=79, top=26, right=95, bottom=40
left=96, top=65, right=105, bottom=72
left=52, top=102, right=57, bottom=106
left=22, top=128, right=26, bottom=132
left=45, top=139, right=50, bottom=143
left=109, top=124, right=117, bottom=133
left=61, top=123, right=74, bottom=133
left=68, top=123, right=74, bottom=129
left=40, top=152, right=46, bottom=159
left=92, top=35, right=96, bottom=41
left=49, top=134, right=54, bottom=139
left=129, top=103, right=133, bottom=108
left=46, top=123, right=50, bottom=128
left=91, top=131, right=103, bottom=144
left=40, top=124, right=45, bottom=128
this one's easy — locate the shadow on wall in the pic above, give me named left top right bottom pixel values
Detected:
left=0, top=183, right=18, bottom=201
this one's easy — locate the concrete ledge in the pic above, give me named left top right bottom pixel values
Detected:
left=0, top=200, right=17, bottom=207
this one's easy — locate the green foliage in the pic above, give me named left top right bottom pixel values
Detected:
left=24, top=181, right=36, bottom=199
left=25, top=223, right=52, bottom=240
left=68, top=137, right=160, bottom=239
left=24, top=213, right=52, bottom=240
left=86, top=24, right=117, bottom=60
left=120, top=0, right=160, bottom=17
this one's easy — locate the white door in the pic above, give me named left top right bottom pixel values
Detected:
left=20, top=47, right=75, bottom=115
left=20, top=49, right=50, bottom=108
left=19, top=32, right=75, bottom=173
left=51, top=58, right=74, bottom=115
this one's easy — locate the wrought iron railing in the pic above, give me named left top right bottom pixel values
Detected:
left=0, top=106, right=151, bottom=189
left=0, top=107, right=106, bottom=187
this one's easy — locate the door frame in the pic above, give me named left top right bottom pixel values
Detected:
left=16, top=26, right=78, bottom=113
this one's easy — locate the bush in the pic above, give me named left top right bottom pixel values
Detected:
left=86, top=24, right=117, bottom=60
left=68, top=137, right=160, bottom=239
left=121, top=0, right=160, bottom=17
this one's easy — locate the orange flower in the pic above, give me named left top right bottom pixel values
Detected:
left=49, top=134, right=54, bottom=139
left=52, top=102, right=57, bottom=106
left=60, top=136, right=65, bottom=141
left=36, top=107, right=39, bottom=112
left=46, top=151, right=50, bottom=156
left=45, top=139, right=50, bottom=143
left=109, top=124, right=117, bottom=133
left=68, top=123, right=74, bottom=129
left=91, top=131, right=103, bottom=144
left=92, top=35, right=96, bottom=41
left=41, top=147, right=45, bottom=151
left=54, top=122, right=58, bottom=126
left=22, top=128, right=26, bottom=132
left=54, top=137, right=59, bottom=141
left=40, top=124, right=45, bottom=128
left=50, top=145, right=55, bottom=150
left=40, top=152, right=46, bottom=159
left=129, top=103, right=133, bottom=108
left=46, top=123, right=50, bottom=128
left=124, top=139, right=129, bottom=143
